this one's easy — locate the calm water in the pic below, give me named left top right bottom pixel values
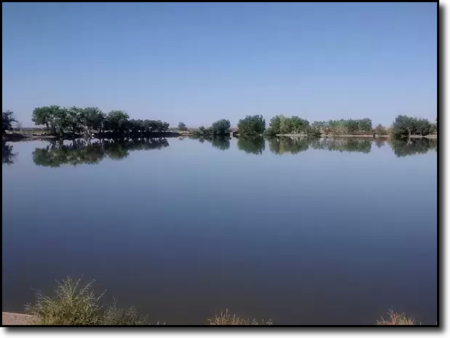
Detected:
left=2, top=137, right=437, bottom=325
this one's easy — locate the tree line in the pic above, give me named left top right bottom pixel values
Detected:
left=30, top=106, right=170, bottom=137
left=3, top=108, right=437, bottom=140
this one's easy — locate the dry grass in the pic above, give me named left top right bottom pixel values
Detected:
left=25, top=277, right=104, bottom=325
left=24, top=276, right=161, bottom=326
left=376, top=310, right=417, bottom=325
left=101, top=300, right=150, bottom=325
left=207, top=309, right=273, bottom=326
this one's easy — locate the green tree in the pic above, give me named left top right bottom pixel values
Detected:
left=105, top=110, right=130, bottom=134
left=374, top=124, right=387, bottom=135
left=178, top=122, right=187, bottom=131
left=266, top=115, right=282, bottom=135
left=211, top=119, right=231, bottom=135
left=32, top=105, right=62, bottom=133
left=81, top=107, right=105, bottom=135
left=2, top=110, right=17, bottom=134
left=392, top=115, right=419, bottom=138
left=237, top=115, right=266, bottom=136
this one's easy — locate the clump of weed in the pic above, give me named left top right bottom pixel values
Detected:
left=376, top=309, right=417, bottom=325
left=207, top=309, right=273, bottom=325
left=25, top=277, right=104, bottom=325
left=25, top=276, right=159, bottom=325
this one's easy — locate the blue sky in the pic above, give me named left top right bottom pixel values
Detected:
left=2, top=3, right=437, bottom=127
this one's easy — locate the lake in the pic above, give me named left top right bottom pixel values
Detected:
left=2, top=136, right=438, bottom=325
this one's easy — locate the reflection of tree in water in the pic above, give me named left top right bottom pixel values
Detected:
left=390, top=138, right=437, bottom=157
left=375, top=138, right=387, bottom=149
left=211, top=137, right=230, bottom=150
left=309, top=138, right=372, bottom=154
left=267, top=137, right=308, bottom=155
left=32, top=138, right=169, bottom=167
left=190, top=135, right=230, bottom=150
left=2, top=142, right=17, bottom=165
left=237, top=136, right=265, bottom=155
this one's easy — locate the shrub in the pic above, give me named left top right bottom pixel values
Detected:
left=25, top=277, right=104, bottom=325
left=207, top=309, right=273, bottom=325
left=376, top=310, right=417, bottom=325
left=101, top=300, right=149, bottom=325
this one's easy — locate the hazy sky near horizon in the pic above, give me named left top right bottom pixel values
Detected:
left=3, top=2, right=437, bottom=127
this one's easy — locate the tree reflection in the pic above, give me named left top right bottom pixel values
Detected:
left=267, top=137, right=308, bottom=155
left=32, top=138, right=169, bottom=167
left=374, top=138, right=387, bottom=149
left=390, top=138, right=437, bottom=157
left=211, top=137, right=230, bottom=151
left=2, top=142, right=17, bottom=165
left=191, top=135, right=230, bottom=150
left=308, top=138, right=372, bottom=154
left=237, top=136, right=265, bottom=155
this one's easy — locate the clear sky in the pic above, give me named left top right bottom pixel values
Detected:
left=2, top=2, right=437, bottom=127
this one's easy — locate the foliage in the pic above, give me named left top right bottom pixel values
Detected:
left=374, top=124, right=388, bottom=135
left=391, top=115, right=433, bottom=138
left=207, top=309, right=273, bottom=326
left=178, top=122, right=187, bottom=131
left=101, top=301, right=149, bottom=325
left=25, top=276, right=161, bottom=326
left=25, top=277, right=104, bottom=325
left=211, top=119, right=231, bottom=135
left=376, top=310, right=417, bottom=325
left=237, top=115, right=266, bottom=136
left=2, top=110, right=17, bottom=134
left=31, top=105, right=170, bottom=137
left=309, top=118, right=372, bottom=135
left=237, top=136, right=265, bottom=155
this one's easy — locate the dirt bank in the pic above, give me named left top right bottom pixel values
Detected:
left=2, top=312, right=37, bottom=325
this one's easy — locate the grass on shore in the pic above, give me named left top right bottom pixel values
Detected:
left=376, top=309, right=417, bottom=325
left=207, top=309, right=273, bottom=325
left=24, top=276, right=420, bottom=326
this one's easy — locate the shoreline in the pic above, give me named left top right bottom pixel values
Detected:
left=2, top=131, right=183, bottom=142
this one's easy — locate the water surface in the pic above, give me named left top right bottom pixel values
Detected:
left=2, top=137, right=437, bottom=325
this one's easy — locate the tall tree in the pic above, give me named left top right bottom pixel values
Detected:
left=2, top=110, right=17, bottom=134
left=237, top=115, right=266, bottom=136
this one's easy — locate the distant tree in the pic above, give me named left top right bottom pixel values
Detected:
left=266, top=115, right=282, bottom=135
left=289, top=116, right=309, bottom=133
left=237, top=115, right=266, bottom=136
left=211, top=119, right=231, bottom=135
left=105, top=110, right=130, bottom=134
left=32, top=106, right=61, bottom=133
left=2, top=110, right=17, bottom=134
left=178, top=122, right=187, bottom=131
left=374, top=124, right=387, bottom=135
left=391, top=115, right=432, bottom=138
left=358, top=118, right=373, bottom=133
left=81, top=107, right=105, bottom=135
